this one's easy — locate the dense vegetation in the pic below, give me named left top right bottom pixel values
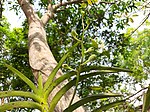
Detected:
left=0, top=0, right=150, bottom=111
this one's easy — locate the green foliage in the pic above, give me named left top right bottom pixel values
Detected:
left=119, top=28, right=150, bottom=80
left=87, top=0, right=98, bottom=5
left=0, top=101, right=42, bottom=111
left=5, top=64, right=37, bottom=93
left=64, top=93, right=122, bottom=112
left=0, top=42, right=131, bottom=111
left=1, top=42, right=83, bottom=111
left=44, top=42, right=81, bottom=92
left=92, top=100, right=125, bottom=112
left=0, top=18, right=32, bottom=93
left=1, top=0, right=149, bottom=111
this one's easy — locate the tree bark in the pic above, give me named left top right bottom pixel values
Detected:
left=17, top=0, right=85, bottom=111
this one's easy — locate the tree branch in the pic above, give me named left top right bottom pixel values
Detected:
left=53, top=0, right=116, bottom=11
left=41, top=4, right=54, bottom=26
left=17, top=0, right=40, bottom=24
left=125, top=87, right=148, bottom=100
left=53, top=0, right=84, bottom=10
left=41, top=0, right=116, bottom=25
left=127, top=12, right=150, bottom=37
left=41, top=0, right=116, bottom=26
left=41, top=0, right=83, bottom=25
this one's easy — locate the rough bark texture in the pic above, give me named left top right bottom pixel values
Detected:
left=17, top=0, right=85, bottom=111
left=28, top=20, right=85, bottom=112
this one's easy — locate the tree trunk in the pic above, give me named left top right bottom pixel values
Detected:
left=17, top=0, right=85, bottom=111
left=28, top=19, right=84, bottom=112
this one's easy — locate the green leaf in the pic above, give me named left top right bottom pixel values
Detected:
left=84, top=47, right=94, bottom=54
left=142, top=85, right=150, bottom=112
left=132, top=14, right=139, bottom=17
left=91, top=38, right=98, bottom=48
left=45, top=65, right=129, bottom=100
left=44, top=71, right=76, bottom=99
left=5, top=64, right=38, bottom=93
left=44, top=42, right=80, bottom=91
left=92, top=100, right=125, bottom=112
left=0, top=91, right=41, bottom=102
left=81, top=54, right=97, bottom=66
left=48, top=71, right=122, bottom=111
left=71, top=30, right=80, bottom=41
left=64, top=94, right=122, bottom=112
left=129, top=18, right=134, bottom=23
left=71, top=30, right=78, bottom=37
left=80, top=3, right=87, bottom=8
left=87, top=0, right=92, bottom=5
left=62, top=64, right=75, bottom=71
left=37, top=72, right=43, bottom=96
left=88, top=86, right=103, bottom=91
left=48, top=79, right=75, bottom=111
left=81, top=65, right=132, bottom=73
left=92, top=0, right=98, bottom=3
left=0, top=101, right=42, bottom=111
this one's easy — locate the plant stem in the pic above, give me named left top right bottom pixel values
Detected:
left=69, top=15, right=85, bottom=106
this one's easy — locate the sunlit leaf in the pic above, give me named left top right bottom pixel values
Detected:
left=48, top=70, right=125, bottom=111
left=87, top=0, right=92, bottom=5
left=132, top=14, right=138, bottom=17
left=44, top=42, right=80, bottom=92
left=81, top=65, right=132, bottom=73
left=91, top=38, right=98, bottom=49
left=71, top=30, right=78, bottom=37
left=80, top=3, right=87, bottom=8
left=92, top=0, right=98, bottom=3
left=64, top=93, right=122, bottom=112
left=81, top=54, right=97, bottom=66
left=84, top=47, right=94, bottom=54
left=88, top=86, right=103, bottom=91
left=0, top=91, right=40, bottom=102
left=5, top=64, right=38, bottom=93
left=0, top=101, right=42, bottom=111
left=129, top=18, right=134, bottom=23
left=92, top=100, right=125, bottom=112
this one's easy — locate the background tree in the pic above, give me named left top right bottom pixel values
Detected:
left=0, top=0, right=150, bottom=112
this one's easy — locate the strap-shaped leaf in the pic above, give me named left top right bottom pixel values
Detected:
left=142, top=85, right=150, bottom=112
left=81, top=65, right=132, bottom=73
left=0, top=91, right=40, bottom=102
left=0, top=101, right=42, bottom=111
left=44, top=71, right=76, bottom=99
left=45, top=66, right=130, bottom=98
left=37, top=72, right=43, bottom=96
left=5, top=64, right=38, bottom=93
left=48, top=71, right=118, bottom=111
left=44, top=41, right=80, bottom=91
left=92, top=100, right=125, bottom=112
left=88, top=86, right=103, bottom=91
left=64, top=94, right=122, bottom=112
